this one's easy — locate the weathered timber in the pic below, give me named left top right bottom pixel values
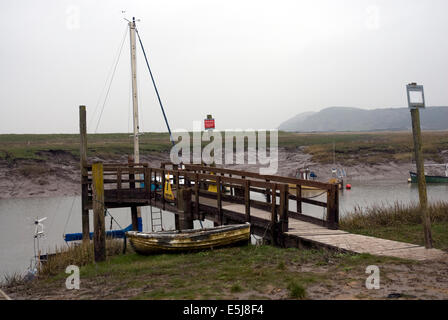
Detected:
left=92, top=162, right=106, bottom=262
left=177, top=188, right=193, bottom=230
left=79, top=105, right=89, bottom=243
left=410, top=108, right=433, bottom=248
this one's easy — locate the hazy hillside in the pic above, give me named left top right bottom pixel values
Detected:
left=278, top=107, right=448, bottom=132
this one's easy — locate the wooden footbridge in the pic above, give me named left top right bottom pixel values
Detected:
left=81, top=161, right=339, bottom=246
left=81, top=161, right=447, bottom=262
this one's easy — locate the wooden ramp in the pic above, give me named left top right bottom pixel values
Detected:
left=199, top=196, right=446, bottom=261
left=286, top=220, right=447, bottom=261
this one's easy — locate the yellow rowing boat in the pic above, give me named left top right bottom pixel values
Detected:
left=126, top=223, right=250, bottom=255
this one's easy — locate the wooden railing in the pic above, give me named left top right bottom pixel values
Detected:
left=82, top=162, right=339, bottom=240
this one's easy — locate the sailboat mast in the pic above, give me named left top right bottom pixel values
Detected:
left=129, top=17, right=140, bottom=164
left=129, top=17, right=142, bottom=230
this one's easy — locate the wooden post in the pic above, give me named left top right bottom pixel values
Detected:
left=245, top=180, right=250, bottom=222
left=271, top=184, right=277, bottom=223
left=278, top=184, right=289, bottom=234
left=410, top=108, right=433, bottom=248
left=128, top=160, right=139, bottom=231
left=296, top=185, right=302, bottom=214
left=326, top=185, right=338, bottom=230
left=265, top=179, right=271, bottom=203
left=79, top=105, right=90, bottom=243
left=270, top=184, right=277, bottom=244
left=162, top=169, right=166, bottom=210
left=92, top=162, right=106, bottom=262
left=195, top=173, right=200, bottom=219
left=177, top=188, right=193, bottom=230
left=175, top=170, right=180, bottom=207
left=117, top=167, right=122, bottom=203
left=144, top=164, right=150, bottom=201
left=217, top=176, right=223, bottom=224
left=147, top=168, right=152, bottom=205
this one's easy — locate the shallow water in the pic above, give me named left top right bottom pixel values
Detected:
left=0, top=180, right=447, bottom=278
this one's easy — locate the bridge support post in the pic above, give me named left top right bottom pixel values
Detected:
left=270, top=184, right=278, bottom=245
left=128, top=157, right=139, bottom=231
left=326, top=185, right=339, bottom=230
left=79, top=105, right=90, bottom=243
left=279, top=185, right=289, bottom=234
left=92, top=162, right=106, bottom=262
left=177, top=188, right=193, bottom=230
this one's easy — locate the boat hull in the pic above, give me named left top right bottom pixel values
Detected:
left=410, top=172, right=448, bottom=184
left=126, top=224, right=250, bottom=255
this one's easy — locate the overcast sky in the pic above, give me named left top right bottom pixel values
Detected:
left=1, top=0, right=447, bottom=134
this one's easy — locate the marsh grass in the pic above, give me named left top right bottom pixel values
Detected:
left=287, top=281, right=306, bottom=299
left=0, top=239, right=125, bottom=287
left=39, top=239, right=125, bottom=277
left=341, top=201, right=448, bottom=249
left=341, top=201, right=448, bottom=229
left=2, top=131, right=447, bottom=165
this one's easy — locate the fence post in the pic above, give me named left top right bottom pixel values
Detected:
left=92, top=162, right=106, bottom=262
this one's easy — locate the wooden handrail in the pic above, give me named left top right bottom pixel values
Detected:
left=183, top=164, right=334, bottom=190
left=83, top=162, right=339, bottom=229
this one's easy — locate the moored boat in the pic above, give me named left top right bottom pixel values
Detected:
left=126, top=223, right=250, bottom=254
left=409, top=171, right=448, bottom=184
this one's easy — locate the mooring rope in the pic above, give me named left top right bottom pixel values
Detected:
left=301, top=190, right=327, bottom=200
left=62, top=196, right=76, bottom=237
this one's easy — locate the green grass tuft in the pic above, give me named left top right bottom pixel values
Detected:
left=287, top=281, right=306, bottom=299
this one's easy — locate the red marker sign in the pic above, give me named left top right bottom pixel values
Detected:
left=204, top=119, right=215, bottom=130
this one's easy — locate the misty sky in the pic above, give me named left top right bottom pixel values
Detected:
left=1, top=0, right=447, bottom=134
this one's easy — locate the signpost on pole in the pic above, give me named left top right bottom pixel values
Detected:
left=204, top=114, right=215, bottom=131
left=406, top=83, right=433, bottom=249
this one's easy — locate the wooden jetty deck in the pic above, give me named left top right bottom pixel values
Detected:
left=81, top=162, right=447, bottom=262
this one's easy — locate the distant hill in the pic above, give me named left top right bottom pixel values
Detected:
left=278, top=106, right=448, bottom=132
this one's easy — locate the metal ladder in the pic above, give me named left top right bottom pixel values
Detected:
left=150, top=206, right=163, bottom=232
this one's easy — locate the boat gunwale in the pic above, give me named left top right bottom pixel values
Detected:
left=126, top=223, right=250, bottom=240
left=409, top=171, right=448, bottom=180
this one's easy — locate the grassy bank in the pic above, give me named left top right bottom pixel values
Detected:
left=3, top=244, right=408, bottom=300
left=341, top=201, right=448, bottom=250
left=1, top=131, right=447, bottom=165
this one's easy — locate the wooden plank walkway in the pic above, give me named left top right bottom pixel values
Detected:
left=202, top=197, right=447, bottom=261
left=286, top=220, right=447, bottom=261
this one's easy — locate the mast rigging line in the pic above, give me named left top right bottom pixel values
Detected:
left=135, top=27, right=175, bottom=146
left=93, top=25, right=129, bottom=133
